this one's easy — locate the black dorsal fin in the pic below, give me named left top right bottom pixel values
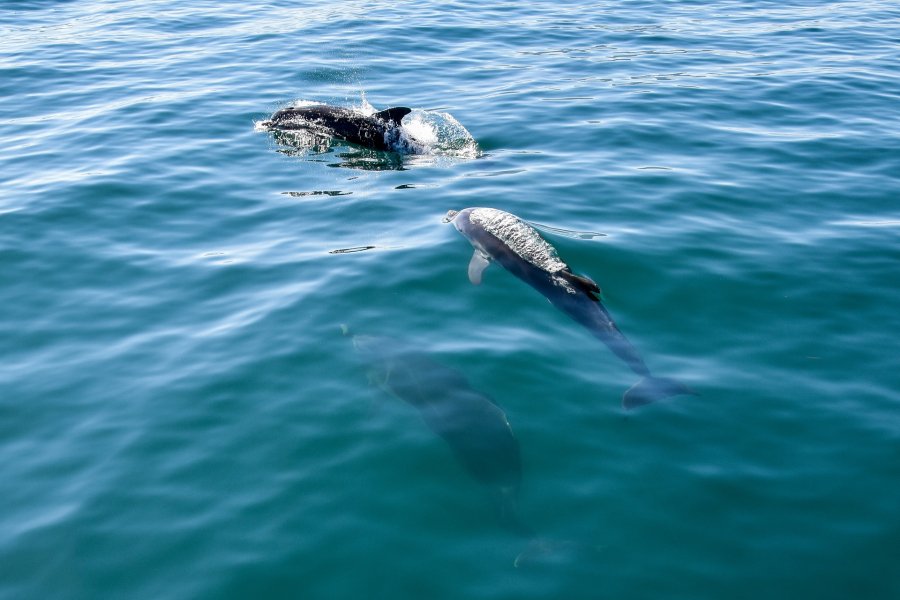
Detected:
left=561, top=270, right=601, bottom=301
left=373, top=106, right=412, bottom=125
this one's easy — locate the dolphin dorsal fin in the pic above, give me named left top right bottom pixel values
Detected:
left=373, top=107, right=412, bottom=125
left=468, top=251, right=491, bottom=285
left=561, top=270, right=601, bottom=301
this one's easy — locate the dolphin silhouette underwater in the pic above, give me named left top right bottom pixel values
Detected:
left=348, top=330, right=533, bottom=536
left=444, top=207, right=693, bottom=409
left=261, top=104, right=413, bottom=151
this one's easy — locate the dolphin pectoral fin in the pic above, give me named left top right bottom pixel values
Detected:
left=369, top=366, right=392, bottom=388
left=468, top=251, right=491, bottom=285
left=366, top=369, right=379, bottom=386
left=365, top=368, right=392, bottom=415
left=373, top=107, right=412, bottom=125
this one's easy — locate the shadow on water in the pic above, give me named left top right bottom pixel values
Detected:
left=344, top=327, right=601, bottom=568
left=328, top=246, right=377, bottom=254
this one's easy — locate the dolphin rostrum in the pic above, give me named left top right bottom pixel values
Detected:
left=261, top=104, right=412, bottom=151
left=348, top=330, right=532, bottom=536
left=444, top=207, right=693, bottom=409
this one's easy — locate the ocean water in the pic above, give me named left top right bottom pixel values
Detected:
left=2, top=0, right=900, bottom=598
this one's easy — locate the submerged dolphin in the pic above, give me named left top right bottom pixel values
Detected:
left=261, top=104, right=412, bottom=151
left=349, top=331, right=532, bottom=536
left=444, top=207, right=693, bottom=409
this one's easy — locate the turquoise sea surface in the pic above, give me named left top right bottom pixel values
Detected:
left=2, top=1, right=900, bottom=598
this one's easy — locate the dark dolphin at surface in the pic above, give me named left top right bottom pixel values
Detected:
left=445, top=207, right=694, bottom=409
left=347, top=329, right=532, bottom=536
left=261, top=104, right=412, bottom=151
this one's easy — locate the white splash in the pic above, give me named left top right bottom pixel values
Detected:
left=354, top=93, right=377, bottom=116
left=396, top=109, right=480, bottom=158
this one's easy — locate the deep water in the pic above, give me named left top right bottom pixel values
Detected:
left=2, top=1, right=899, bottom=598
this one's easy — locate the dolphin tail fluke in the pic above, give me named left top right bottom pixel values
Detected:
left=623, top=376, right=695, bottom=410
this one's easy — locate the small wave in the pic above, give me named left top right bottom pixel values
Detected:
left=830, top=219, right=900, bottom=228
left=530, top=222, right=607, bottom=240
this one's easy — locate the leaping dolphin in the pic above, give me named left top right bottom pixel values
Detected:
left=261, top=104, right=412, bottom=151
left=444, top=207, right=693, bottom=409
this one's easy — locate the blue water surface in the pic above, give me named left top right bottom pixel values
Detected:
left=1, top=1, right=899, bottom=598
